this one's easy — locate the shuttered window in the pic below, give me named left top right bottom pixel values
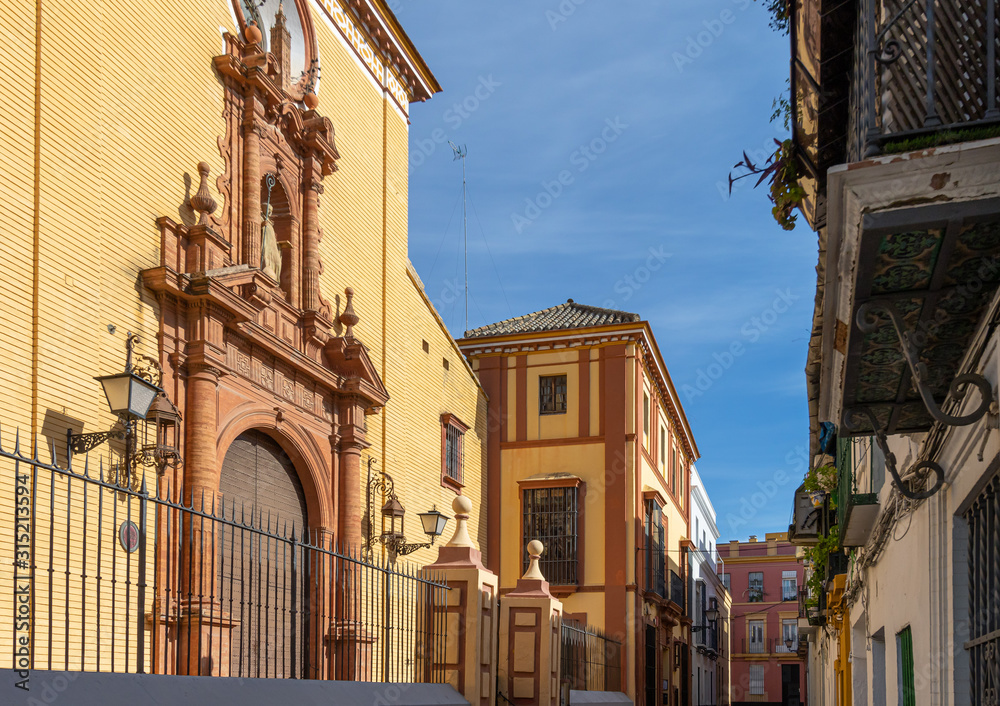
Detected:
left=897, top=626, right=915, bottom=706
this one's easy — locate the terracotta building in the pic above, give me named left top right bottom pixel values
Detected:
left=0, top=0, right=489, bottom=678
left=717, top=533, right=805, bottom=706
left=457, top=300, right=700, bottom=706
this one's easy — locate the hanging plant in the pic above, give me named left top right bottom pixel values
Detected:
left=804, top=530, right=840, bottom=607
left=804, top=463, right=838, bottom=494
left=729, top=138, right=805, bottom=231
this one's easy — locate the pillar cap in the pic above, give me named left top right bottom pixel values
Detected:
left=521, top=540, right=545, bottom=580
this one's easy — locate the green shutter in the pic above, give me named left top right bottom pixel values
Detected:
left=899, top=626, right=915, bottom=706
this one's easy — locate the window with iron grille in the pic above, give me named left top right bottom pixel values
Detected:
left=660, top=426, right=666, bottom=468
left=539, top=375, right=568, bottom=415
left=671, top=447, right=677, bottom=492
left=749, top=665, right=764, bottom=695
left=964, top=471, right=998, bottom=706
left=440, top=414, right=468, bottom=489
left=748, top=571, right=764, bottom=602
left=645, top=500, right=665, bottom=597
left=722, top=573, right=731, bottom=592
left=782, top=570, right=798, bottom=601
left=523, top=486, right=578, bottom=584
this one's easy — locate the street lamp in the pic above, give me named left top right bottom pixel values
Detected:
left=68, top=333, right=181, bottom=490
left=785, top=636, right=796, bottom=651
left=363, top=457, right=451, bottom=563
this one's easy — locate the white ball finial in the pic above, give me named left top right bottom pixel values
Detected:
left=522, top=540, right=546, bottom=580
left=446, top=494, right=475, bottom=548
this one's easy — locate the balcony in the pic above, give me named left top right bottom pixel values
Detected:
left=740, top=638, right=799, bottom=655
left=848, top=0, right=1000, bottom=162
left=837, top=436, right=882, bottom=548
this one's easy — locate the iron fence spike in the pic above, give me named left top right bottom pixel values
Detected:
left=13, top=427, right=20, bottom=456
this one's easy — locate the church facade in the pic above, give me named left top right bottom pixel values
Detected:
left=0, top=0, right=487, bottom=676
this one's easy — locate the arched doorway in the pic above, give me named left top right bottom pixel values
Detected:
left=218, top=429, right=309, bottom=678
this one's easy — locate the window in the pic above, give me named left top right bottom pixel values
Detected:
left=748, top=620, right=765, bottom=654
left=659, top=426, right=666, bottom=467
left=671, top=447, right=677, bottom=492
left=643, top=392, right=650, bottom=445
left=539, top=375, right=567, bottom=415
left=722, top=573, right=731, bottom=592
left=523, top=486, right=578, bottom=584
left=749, top=665, right=764, bottom=695
left=645, top=500, right=665, bottom=597
left=781, top=619, right=798, bottom=652
left=782, top=570, right=798, bottom=601
left=440, top=414, right=469, bottom=489
left=748, top=572, right=764, bottom=602
left=897, top=626, right=915, bottom=706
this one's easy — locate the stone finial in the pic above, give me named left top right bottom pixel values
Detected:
left=190, top=162, right=218, bottom=225
left=339, top=287, right=359, bottom=338
left=446, top=494, right=474, bottom=548
left=244, top=20, right=263, bottom=46
left=521, top=540, right=545, bottom=580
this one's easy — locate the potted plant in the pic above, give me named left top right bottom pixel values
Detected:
left=804, top=463, right=838, bottom=508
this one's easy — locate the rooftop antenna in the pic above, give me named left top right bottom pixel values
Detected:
left=449, top=141, right=468, bottom=332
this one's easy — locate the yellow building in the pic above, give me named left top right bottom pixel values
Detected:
left=0, top=0, right=487, bottom=679
left=458, top=300, right=700, bottom=706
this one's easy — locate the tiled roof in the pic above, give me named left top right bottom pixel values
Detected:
left=463, top=300, right=641, bottom=339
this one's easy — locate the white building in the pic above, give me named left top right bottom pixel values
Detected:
left=689, top=466, right=730, bottom=706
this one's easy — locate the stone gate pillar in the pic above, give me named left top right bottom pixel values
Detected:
left=499, top=541, right=563, bottom=706
left=421, top=495, right=500, bottom=706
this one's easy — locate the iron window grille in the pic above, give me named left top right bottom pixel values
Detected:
left=965, top=471, right=999, bottom=706
left=749, top=664, right=765, bottom=695
left=539, top=375, right=568, bottom=415
left=440, top=414, right=469, bottom=489
left=445, top=424, right=463, bottom=483
left=748, top=572, right=764, bottom=602
left=523, top=486, right=578, bottom=584
left=645, top=500, right=665, bottom=597
left=722, top=573, right=731, bottom=592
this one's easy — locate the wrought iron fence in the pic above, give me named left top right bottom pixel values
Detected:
left=559, top=618, right=622, bottom=697
left=1, top=427, right=450, bottom=681
left=849, top=0, right=1000, bottom=160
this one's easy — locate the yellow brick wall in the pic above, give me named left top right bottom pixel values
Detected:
left=0, top=0, right=486, bottom=669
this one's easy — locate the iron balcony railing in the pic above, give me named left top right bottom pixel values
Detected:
left=693, top=624, right=717, bottom=652
left=559, top=619, right=622, bottom=699
left=1, top=427, right=451, bottom=680
left=849, top=0, right=1000, bottom=161
left=740, top=638, right=798, bottom=655
left=837, top=436, right=883, bottom=548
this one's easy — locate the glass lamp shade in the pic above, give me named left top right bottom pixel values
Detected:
left=705, top=608, right=720, bottom=622
left=96, top=372, right=162, bottom=419
left=785, top=638, right=795, bottom=650
left=418, top=507, right=450, bottom=541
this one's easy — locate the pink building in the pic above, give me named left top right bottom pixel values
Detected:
left=717, top=533, right=806, bottom=706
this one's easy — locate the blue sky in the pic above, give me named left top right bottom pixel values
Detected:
left=395, top=1, right=816, bottom=541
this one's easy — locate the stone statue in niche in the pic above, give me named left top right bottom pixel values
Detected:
left=260, top=203, right=282, bottom=281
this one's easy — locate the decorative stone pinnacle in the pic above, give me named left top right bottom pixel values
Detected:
left=339, top=287, right=360, bottom=338
left=521, top=540, right=545, bottom=581
left=244, top=20, right=262, bottom=46
left=190, top=162, right=217, bottom=226
left=446, top=494, right=474, bottom=548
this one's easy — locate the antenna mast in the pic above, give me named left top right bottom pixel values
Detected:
left=449, top=141, right=468, bottom=332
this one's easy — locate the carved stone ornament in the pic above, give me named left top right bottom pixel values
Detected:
left=190, top=162, right=218, bottom=225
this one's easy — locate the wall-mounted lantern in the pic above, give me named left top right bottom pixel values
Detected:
left=363, top=457, right=450, bottom=563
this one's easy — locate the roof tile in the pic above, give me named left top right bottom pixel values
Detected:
left=463, top=299, right=640, bottom=339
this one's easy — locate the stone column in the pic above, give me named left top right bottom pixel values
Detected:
left=331, top=394, right=370, bottom=679
left=499, top=541, right=564, bottom=706
left=421, top=496, right=500, bottom=706
left=178, top=363, right=237, bottom=675
left=302, top=165, right=322, bottom=311
left=242, top=119, right=262, bottom=269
